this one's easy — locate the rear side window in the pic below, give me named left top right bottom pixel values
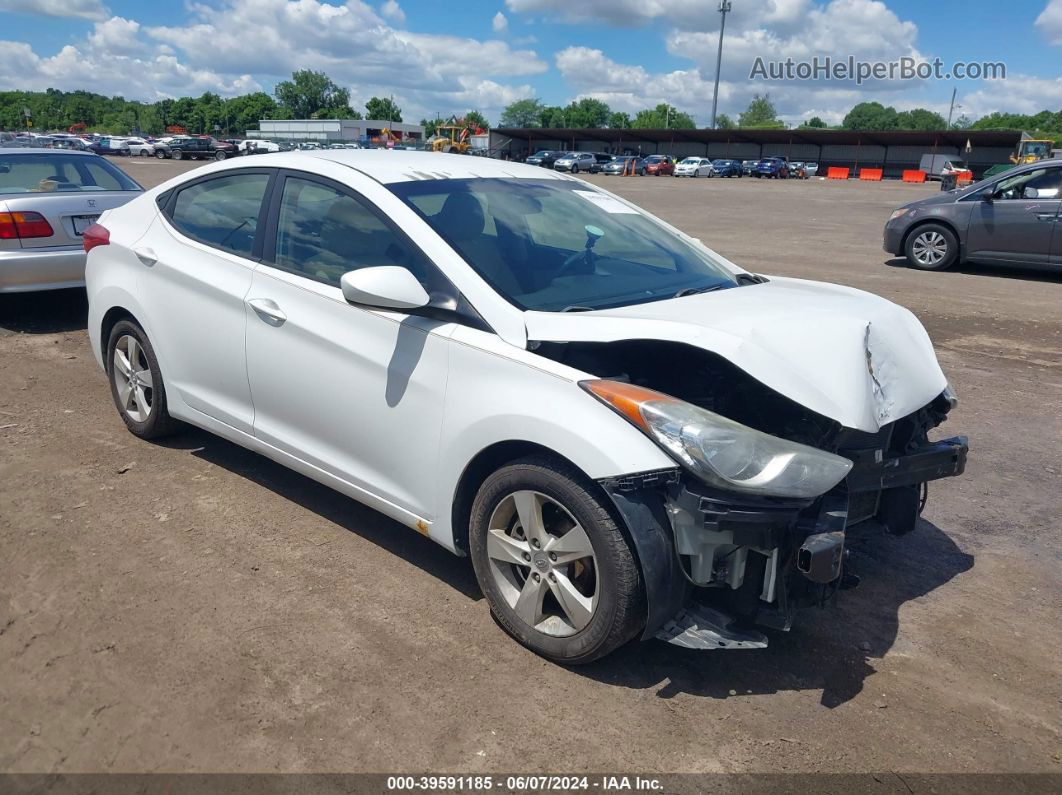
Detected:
left=0, top=153, right=141, bottom=194
left=170, top=173, right=270, bottom=257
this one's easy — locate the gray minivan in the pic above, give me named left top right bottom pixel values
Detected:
left=884, top=159, right=1062, bottom=270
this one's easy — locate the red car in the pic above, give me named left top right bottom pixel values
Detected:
left=644, top=155, right=675, bottom=176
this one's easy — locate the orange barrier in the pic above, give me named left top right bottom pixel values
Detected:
left=955, top=170, right=974, bottom=186
left=902, top=170, right=927, bottom=183
left=859, top=168, right=884, bottom=181
left=826, top=166, right=850, bottom=179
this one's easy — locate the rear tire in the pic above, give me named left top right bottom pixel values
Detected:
left=469, top=456, right=645, bottom=664
left=155, top=150, right=167, bottom=159
left=214, top=150, right=227, bottom=161
left=106, top=320, right=180, bottom=440
left=904, top=223, right=959, bottom=271
left=172, top=150, right=183, bottom=161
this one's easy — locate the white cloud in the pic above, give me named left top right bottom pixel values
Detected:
left=380, top=0, right=405, bottom=24
left=506, top=0, right=810, bottom=29
left=0, top=0, right=546, bottom=122
left=1036, top=0, right=1062, bottom=44
left=0, top=0, right=108, bottom=21
left=493, top=11, right=509, bottom=32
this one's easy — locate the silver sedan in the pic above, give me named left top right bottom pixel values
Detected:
left=0, top=149, right=142, bottom=292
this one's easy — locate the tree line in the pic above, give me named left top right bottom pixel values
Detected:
left=0, top=71, right=408, bottom=136
left=3, top=70, right=1059, bottom=147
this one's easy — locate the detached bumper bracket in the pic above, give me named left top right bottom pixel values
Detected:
left=846, top=436, right=968, bottom=493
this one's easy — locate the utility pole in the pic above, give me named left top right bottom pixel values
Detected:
left=710, top=0, right=732, bottom=129
left=946, top=87, right=958, bottom=128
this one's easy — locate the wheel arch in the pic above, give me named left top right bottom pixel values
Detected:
left=901, top=217, right=964, bottom=262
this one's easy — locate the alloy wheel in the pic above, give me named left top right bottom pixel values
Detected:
left=912, top=230, right=947, bottom=266
left=486, top=490, right=598, bottom=637
left=112, top=335, right=154, bottom=423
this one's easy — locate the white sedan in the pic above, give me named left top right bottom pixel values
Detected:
left=673, top=157, right=714, bottom=177
left=84, top=151, right=967, bottom=663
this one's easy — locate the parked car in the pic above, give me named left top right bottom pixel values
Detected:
left=125, top=138, right=155, bottom=157
left=601, top=155, right=646, bottom=175
left=804, top=162, right=820, bottom=177
left=525, top=150, right=562, bottom=168
left=552, top=152, right=597, bottom=174
left=674, top=157, right=714, bottom=178
left=919, top=154, right=968, bottom=181
left=644, top=155, right=674, bottom=176
left=89, top=137, right=130, bottom=157
left=589, top=153, right=613, bottom=173
left=52, top=138, right=94, bottom=152
left=755, top=157, right=790, bottom=179
left=741, top=159, right=759, bottom=176
left=789, top=162, right=808, bottom=179
left=884, top=159, right=1062, bottom=271
left=240, top=139, right=282, bottom=155
left=0, top=149, right=142, bottom=292
left=165, top=137, right=230, bottom=161
left=85, top=149, right=967, bottom=663
left=710, top=159, right=742, bottom=177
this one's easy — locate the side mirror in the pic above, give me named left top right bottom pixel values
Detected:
left=340, top=266, right=430, bottom=311
left=980, top=188, right=994, bottom=203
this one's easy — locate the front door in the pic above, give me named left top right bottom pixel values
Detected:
left=244, top=172, right=454, bottom=522
left=965, top=165, right=1062, bottom=265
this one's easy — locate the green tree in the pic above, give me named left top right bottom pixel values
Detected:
left=225, top=92, right=280, bottom=135
left=842, top=101, right=899, bottom=131
left=632, top=103, right=695, bottom=129
left=499, top=98, right=544, bottom=127
left=274, top=70, right=354, bottom=120
left=564, top=97, right=611, bottom=128
left=714, top=113, right=735, bottom=129
left=895, top=107, right=947, bottom=130
left=607, top=111, right=631, bottom=129
left=952, top=113, right=972, bottom=130
left=803, top=115, right=827, bottom=128
left=539, top=105, right=567, bottom=127
left=738, top=94, right=784, bottom=128
left=365, top=96, right=402, bottom=122
left=462, top=109, right=489, bottom=130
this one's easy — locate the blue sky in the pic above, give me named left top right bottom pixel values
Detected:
left=1, top=0, right=1060, bottom=125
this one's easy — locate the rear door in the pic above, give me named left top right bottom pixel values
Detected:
left=142, top=168, right=275, bottom=433
left=965, top=165, right=1062, bottom=265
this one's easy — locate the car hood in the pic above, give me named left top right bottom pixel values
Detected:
left=524, top=276, right=947, bottom=433
left=899, top=191, right=963, bottom=211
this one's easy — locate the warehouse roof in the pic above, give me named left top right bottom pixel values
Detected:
left=492, top=127, right=1024, bottom=148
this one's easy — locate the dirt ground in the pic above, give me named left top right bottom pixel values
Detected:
left=1, top=156, right=1060, bottom=776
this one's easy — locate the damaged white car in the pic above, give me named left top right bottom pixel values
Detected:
left=85, top=151, right=967, bottom=663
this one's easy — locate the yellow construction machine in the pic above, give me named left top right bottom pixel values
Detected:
left=1010, top=138, right=1052, bottom=164
left=428, top=124, right=471, bottom=154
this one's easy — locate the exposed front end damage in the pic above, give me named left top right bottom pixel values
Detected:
left=543, top=338, right=968, bottom=649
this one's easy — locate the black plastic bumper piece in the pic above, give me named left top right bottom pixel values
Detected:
left=846, top=436, right=968, bottom=493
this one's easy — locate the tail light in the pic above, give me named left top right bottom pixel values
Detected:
left=0, top=211, right=55, bottom=240
left=82, top=223, right=110, bottom=253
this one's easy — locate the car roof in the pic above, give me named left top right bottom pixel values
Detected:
left=0, top=147, right=97, bottom=156
left=286, top=149, right=572, bottom=184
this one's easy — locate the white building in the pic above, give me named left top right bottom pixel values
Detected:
left=247, top=118, right=424, bottom=145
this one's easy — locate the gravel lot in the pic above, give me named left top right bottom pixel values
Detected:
left=1, top=156, right=1060, bottom=775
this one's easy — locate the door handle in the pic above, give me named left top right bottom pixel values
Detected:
left=1035, top=214, right=1058, bottom=222
left=134, top=247, right=157, bottom=265
left=247, top=298, right=287, bottom=325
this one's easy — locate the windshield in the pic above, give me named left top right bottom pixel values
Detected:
left=680, top=158, right=699, bottom=165
left=0, top=153, right=141, bottom=194
left=389, top=177, right=738, bottom=312
left=532, top=151, right=553, bottom=157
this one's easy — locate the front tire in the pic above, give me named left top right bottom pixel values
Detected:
left=155, top=150, right=167, bottom=159
left=172, top=150, right=183, bottom=161
left=106, top=320, right=179, bottom=440
left=469, top=456, right=645, bottom=664
left=905, top=223, right=959, bottom=271
left=214, top=150, right=227, bottom=161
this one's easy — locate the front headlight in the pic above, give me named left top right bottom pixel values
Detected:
left=889, top=208, right=910, bottom=222
left=583, top=380, right=852, bottom=499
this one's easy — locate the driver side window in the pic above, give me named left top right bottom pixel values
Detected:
left=994, top=168, right=1062, bottom=201
left=273, top=176, right=427, bottom=288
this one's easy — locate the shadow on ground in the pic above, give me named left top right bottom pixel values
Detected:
left=156, top=426, right=483, bottom=601
left=151, top=424, right=973, bottom=708
left=575, top=519, right=973, bottom=708
left=885, top=257, right=1062, bottom=284
left=0, top=289, right=88, bottom=334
